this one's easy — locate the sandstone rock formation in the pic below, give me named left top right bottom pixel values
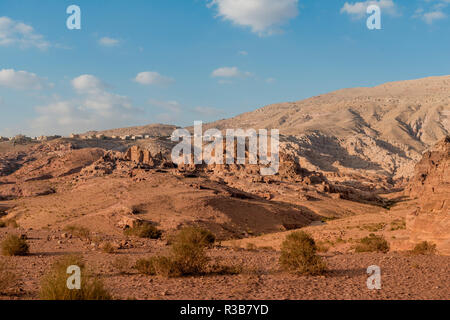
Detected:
left=406, top=136, right=450, bottom=255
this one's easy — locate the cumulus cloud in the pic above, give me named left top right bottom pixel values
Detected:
left=32, top=75, right=139, bottom=135
left=211, top=66, right=251, bottom=78
left=0, top=69, right=48, bottom=90
left=98, top=37, right=120, bottom=47
left=134, top=71, right=174, bottom=86
left=422, top=10, right=447, bottom=24
left=207, top=0, right=299, bottom=35
left=340, top=0, right=397, bottom=19
left=193, top=106, right=223, bottom=117
left=0, top=16, right=50, bottom=50
left=72, top=74, right=106, bottom=94
left=413, top=1, right=449, bottom=24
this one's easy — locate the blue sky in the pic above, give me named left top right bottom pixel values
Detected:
left=1, top=0, right=450, bottom=136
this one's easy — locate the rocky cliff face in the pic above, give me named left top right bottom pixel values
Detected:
left=406, top=136, right=450, bottom=255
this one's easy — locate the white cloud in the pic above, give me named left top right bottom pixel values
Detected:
left=134, top=71, right=174, bottom=86
left=99, top=37, right=120, bottom=47
left=72, top=74, right=106, bottom=94
left=266, top=77, right=276, bottom=84
left=32, top=75, right=139, bottom=135
left=208, top=0, right=299, bottom=35
left=0, top=16, right=50, bottom=50
left=340, top=0, right=397, bottom=19
left=148, top=99, right=183, bottom=123
left=422, top=10, right=447, bottom=24
left=412, top=0, right=449, bottom=24
left=193, top=106, right=223, bottom=117
left=0, top=69, right=47, bottom=90
left=211, top=66, right=251, bottom=78
left=148, top=99, right=182, bottom=113
left=238, top=50, right=248, bottom=56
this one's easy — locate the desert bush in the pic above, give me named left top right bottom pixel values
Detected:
left=411, top=241, right=437, bottom=255
left=40, top=255, right=111, bottom=300
left=390, top=219, right=406, bottom=231
left=111, top=256, right=130, bottom=275
left=101, top=242, right=115, bottom=254
left=1, top=234, right=29, bottom=256
left=246, top=243, right=257, bottom=251
left=171, top=227, right=215, bottom=247
left=64, top=225, right=90, bottom=239
left=124, top=221, right=162, bottom=239
left=0, top=219, right=19, bottom=228
left=355, top=234, right=389, bottom=253
left=135, top=227, right=215, bottom=277
left=0, top=259, right=18, bottom=293
left=135, top=256, right=178, bottom=277
left=279, top=231, right=327, bottom=275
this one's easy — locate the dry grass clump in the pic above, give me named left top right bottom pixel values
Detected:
left=411, top=241, right=437, bottom=255
left=169, top=226, right=215, bottom=247
left=1, top=234, right=29, bottom=256
left=0, top=259, right=18, bottom=293
left=63, top=225, right=91, bottom=239
left=111, top=256, right=131, bottom=275
left=355, top=234, right=389, bottom=253
left=279, top=231, right=327, bottom=276
left=101, top=242, right=115, bottom=254
left=124, top=221, right=162, bottom=239
left=135, top=227, right=220, bottom=277
left=0, top=219, right=19, bottom=229
left=40, top=255, right=111, bottom=300
left=390, top=219, right=406, bottom=231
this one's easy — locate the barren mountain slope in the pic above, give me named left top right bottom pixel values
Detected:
left=203, top=76, right=450, bottom=178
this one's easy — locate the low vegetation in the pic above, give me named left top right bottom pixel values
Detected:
left=411, top=241, right=437, bottom=255
left=101, top=242, right=115, bottom=254
left=355, top=234, right=389, bottom=253
left=111, top=256, right=131, bottom=275
left=63, top=225, right=91, bottom=239
left=124, top=221, right=162, bottom=239
left=390, top=219, right=406, bottom=231
left=279, top=231, right=327, bottom=276
left=135, top=227, right=225, bottom=277
left=1, top=234, right=29, bottom=256
left=0, top=259, right=18, bottom=294
left=40, top=255, right=112, bottom=300
left=0, top=219, right=19, bottom=229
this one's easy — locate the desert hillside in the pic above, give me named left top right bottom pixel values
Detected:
left=203, top=76, right=450, bottom=179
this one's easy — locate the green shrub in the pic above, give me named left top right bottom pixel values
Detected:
left=279, top=231, right=327, bottom=275
left=355, top=234, right=389, bottom=253
left=0, top=221, right=5, bottom=228
left=1, top=234, right=29, bottom=256
left=124, top=221, right=162, bottom=239
left=411, top=241, right=437, bottom=255
left=40, top=255, right=112, bottom=300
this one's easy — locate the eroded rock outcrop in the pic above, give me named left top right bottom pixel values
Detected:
left=406, top=136, right=450, bottom=255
